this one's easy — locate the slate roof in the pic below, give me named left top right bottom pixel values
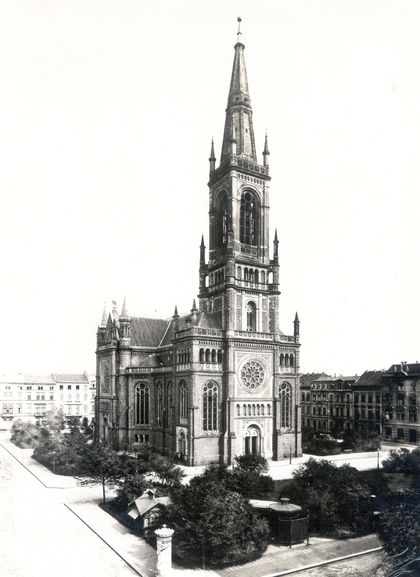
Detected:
left=386, top=363, right=420, bottom=376
left=24, top=373, right=55, bottom=385
left=354, top=370, right=385, bottom=388
left=300, top=373, right=329, bottom=388
left=131, top=317, right=170, bottom=348
left=54, top=373, right=89, bottom=383
left=138, top=355, right=163, bottom=369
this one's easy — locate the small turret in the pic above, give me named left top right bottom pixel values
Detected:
left=191, top=299, right=198, bottom=325
left=273, top=229, right=279, bottom=262
left=100, top=302, right=108, bottom=327
left=209, top=139, right=216, bottom=173
left=173, top=306, right=179, bottom=332
left=263, top=131, right=270, bottom=171
left=200, top=235, right=206, bottom=265
left=294, top=312, right=300, bottom=338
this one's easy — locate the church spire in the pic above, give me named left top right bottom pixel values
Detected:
left=221, top=18, right=257, bottom=162
left=100, top=302, right=108, bottom=327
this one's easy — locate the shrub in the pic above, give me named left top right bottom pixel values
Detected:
left=281, top=458, right=374, bottom=536
left=166, top=476, right=269, bottom=568
left=234, top=454, right=269, bottom=475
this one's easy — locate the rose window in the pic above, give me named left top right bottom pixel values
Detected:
left=241, top=360, right=265, bottom=390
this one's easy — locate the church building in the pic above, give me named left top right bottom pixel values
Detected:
left=95, top=25, right=302, bottom=466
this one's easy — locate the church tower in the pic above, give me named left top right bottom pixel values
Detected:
left=198, top=20, right=301, bottom=461
left=95, top=20, right=301, bottom=465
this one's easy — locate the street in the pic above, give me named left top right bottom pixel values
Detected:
left=0, top=443, right=136, bottom=577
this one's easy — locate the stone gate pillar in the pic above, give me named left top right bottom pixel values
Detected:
left=154, top=525, right=174, bottom=577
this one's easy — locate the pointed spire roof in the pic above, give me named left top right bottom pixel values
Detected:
left=263, top=131, right=270, bottom=155
left=200, top=234, right=205, bottom=247
left=221, top=18, right=257, bottom=162
left=209, top=139, right=216, bottom=161
left=191, top=299, right=198, bottom=312
left=100, top=303, right=108, bottom=327
left=294, top=312, right=300, bottom=322
left=173, top=306, right=179, bottom=318
left=120, top=297, right=130, bottom=319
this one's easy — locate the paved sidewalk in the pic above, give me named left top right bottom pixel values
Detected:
left=2, top=438, right=383, bottom=577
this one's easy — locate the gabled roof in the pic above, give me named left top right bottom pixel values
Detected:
left=131, top=317, right=170, bottom=348
left=197, top=311, right=222, bottom=330
left=128, top=489, right=171, bottom=519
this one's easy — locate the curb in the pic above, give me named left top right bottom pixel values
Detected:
left=64, top=503, right=145, bottom=577
left=260, top=546, right=383, bottom=577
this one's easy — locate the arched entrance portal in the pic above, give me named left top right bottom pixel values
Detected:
left=244, top=425, right=261, bottom=456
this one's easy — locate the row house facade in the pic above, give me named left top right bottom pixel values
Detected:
left=0, top=372, right=95, bottom=430
left=300, top=362, right=420, bottom=446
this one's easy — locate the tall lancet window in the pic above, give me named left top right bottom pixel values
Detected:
left=179, top=380, right=188, bottom=420
left=279, top=382, right=291, bottom=428
left=216, top=191, right=229, bottom=247
left=240, top=191, right=258, bottom=245
left=246, top=301, right=256, bottom=332
left=135, top=383, right=149, bottom=425
left=203, top=381, right=218, bottom=431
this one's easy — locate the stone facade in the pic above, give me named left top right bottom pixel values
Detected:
left=95, top=32, right=302, bottom=466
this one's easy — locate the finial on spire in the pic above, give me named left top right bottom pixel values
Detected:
left=192, top=299, right=198, bottom=312
left=237, top=17, right=242, bottom=43
left=173, top=306, right=179, bottom=318
left=294, top=312, right=300, bottom=337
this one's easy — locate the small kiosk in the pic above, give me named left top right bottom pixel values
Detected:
left=269, top=498, right=309, bottom=547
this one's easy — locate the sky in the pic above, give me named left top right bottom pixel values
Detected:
left=1, top=0, right=419, bottom=377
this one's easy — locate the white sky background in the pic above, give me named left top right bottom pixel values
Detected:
left=1, top=0, right=419, bottom=376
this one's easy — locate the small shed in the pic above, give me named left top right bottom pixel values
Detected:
left=128, top=489, right=171, bottom=531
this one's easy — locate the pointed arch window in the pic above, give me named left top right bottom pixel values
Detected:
left=240, top=191, right=259, bottom=245
left=135, top=383, right=149, bottom=425
left=179, top=380, right=188, bottom=420
left=203, top=381, right=218, bottom=431
left=246, top=301, right=256, bottom=332
left=279, top=382, right=291, bottom=428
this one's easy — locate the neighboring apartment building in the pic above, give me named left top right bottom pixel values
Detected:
left=0, top=372, right=95, bottom=430
left=300, top=374, right=356, bottom=434
left=301, top=362, right=420, bottom=446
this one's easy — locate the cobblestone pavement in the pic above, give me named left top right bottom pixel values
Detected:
left=291, top=551, right=384, bottom=576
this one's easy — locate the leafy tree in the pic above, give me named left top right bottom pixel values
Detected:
left=114, top=454, right=184, bottom=508
left=301, top=430, right=341, bottom=456
left=382, top=447, right=420, bottom=474
left=43, top=408, right=65, bottom=433
left=33, top=427, right=89, bottom=475
left=81, top=417, right=93, bottom=437
left=10, top=420, right=42, bottom=448
left=281, top=459, right=374, bottom=536
left=193, top=462, right=273, bottom=499
left=166, top=475, right=269, bottom=568
left=77, top=444, right=133, bottom=503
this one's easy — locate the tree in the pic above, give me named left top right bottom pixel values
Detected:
left=33, top=427, right=88, bottom=475
left=77, top=444, right=132, bottom=503
left=166, top=474, right=269, bottom=568
left=43, top=408, right=65, bottom=433
left=281, top=458, right=374, bottom=536
left=377, top=490, right=420, bottom=562
left=382, top=447, right=420, bottom=474
left=10, top=420, right=42, bottom=448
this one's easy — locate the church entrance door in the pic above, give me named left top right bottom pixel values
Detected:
left=244, top=425, right=261, bottom=456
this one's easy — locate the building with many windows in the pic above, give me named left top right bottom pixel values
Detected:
left=300, top=374, right=356, bottom=434
left=95, top=28, right=302, bottom=465
left=0, top=372, right=95, bottom=430
left=300, top=363, right=420, bottom=446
